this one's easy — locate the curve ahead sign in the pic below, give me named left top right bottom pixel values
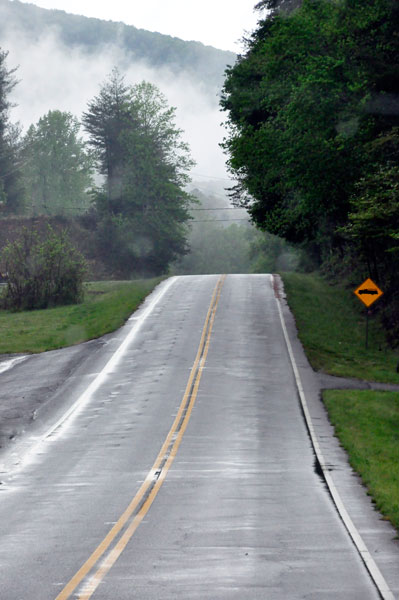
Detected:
left=354, top=278, right=383, bottom=307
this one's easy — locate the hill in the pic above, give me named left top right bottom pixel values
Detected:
left=0, top=0, right=235, bottom=93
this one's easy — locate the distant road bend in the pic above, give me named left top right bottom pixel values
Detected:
left=0, top=274, right=396, bottom=599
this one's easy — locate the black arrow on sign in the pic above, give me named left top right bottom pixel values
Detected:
left=358, top=289, right=378, bottom=295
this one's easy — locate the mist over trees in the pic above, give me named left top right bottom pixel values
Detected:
left=0, top=47, right=196, bottom=277
left=1, top=0, right=306, bottom=285
left=172, top=188, right=299, bottom=275
left=22, top=110, right=94, bottom=216
left=0, top=0, right=235, bottom=93
left=221, top=0, right=399, bottom=344
left=173, top=220, right=298, bottom=276
left=83, top=70, right=195, bottom=277
left=0, top=48, right=24, bottom=214
left=0, top=0, right=237, bottom=280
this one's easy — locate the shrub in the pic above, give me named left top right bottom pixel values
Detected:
left=1, top=226, right=87, bottom=310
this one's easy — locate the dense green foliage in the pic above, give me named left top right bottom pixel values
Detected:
left=22, top=110, right=94, bottom=216
left=221, top=0, right=399, bottom=343
left=324, top=390, right=399, bottom=532
left=1, top=226, right=86, bottom=310
left=83, top=70, right=195, bottom=277
left=221, top=0, right=399, bottom=250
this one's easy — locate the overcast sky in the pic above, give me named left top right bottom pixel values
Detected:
left=8, top=1, right=266, bottom=182
left=18, top=0, right=262, bottom=52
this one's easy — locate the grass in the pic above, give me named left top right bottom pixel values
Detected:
left=280, top=272, right=399, bottom=532
left=324, top=390, right=399, bottom=532
left=0, top=278, right=162, bottom=354
left=280, top=272, right=399, bottom=384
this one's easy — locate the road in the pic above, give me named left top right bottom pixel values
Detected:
left=0, top=274, right=396, bottom=599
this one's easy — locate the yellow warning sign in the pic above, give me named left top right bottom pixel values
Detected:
left=354, top=278, right=383, bottom=307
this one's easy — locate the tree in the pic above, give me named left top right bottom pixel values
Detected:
left=221, top=0, right=399, bottom=345
left=254, top=0, right=303, bottom=14
left=220, top=0, right=399, bottom=261
left=222, top=1, right=360, bottom=257
left=339, top=162, right=399, bottom=347
left=22, top=110, right=94, bottom=216
left=342, top=166, right=399, bottom=278
left=0, top=48, right=24, bottom=214
left=83, top=70, right=195, bottom=276
left=1, top=226, right=86, bottom=310
left=82, top=68, right=131, bottom=206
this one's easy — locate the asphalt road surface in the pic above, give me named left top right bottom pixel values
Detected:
left=0, top=275, right=396, bottom=599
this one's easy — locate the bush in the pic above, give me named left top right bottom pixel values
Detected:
left=1, top=226, right=87, bottom=310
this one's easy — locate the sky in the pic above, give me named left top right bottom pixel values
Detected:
left=17, top=0, right=262, bottom=52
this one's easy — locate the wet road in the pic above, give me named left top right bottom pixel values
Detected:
left=0, top=275, right=389, bottom=598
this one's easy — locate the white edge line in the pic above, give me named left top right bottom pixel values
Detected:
left=273, top=274, right=396, bottom=600
left=0, top=355, right=29, bottom=375
left=12, top=277, right=178, bottom=470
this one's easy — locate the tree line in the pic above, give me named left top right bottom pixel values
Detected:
left=0, top=49, right=195, bottom=278
left=221, top=0, right=399, bottom=345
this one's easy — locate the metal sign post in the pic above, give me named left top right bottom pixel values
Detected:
left=353, top=278, right=384, bottom=349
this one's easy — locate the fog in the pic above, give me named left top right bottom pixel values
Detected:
left=2, top=22, right=231, bottom=184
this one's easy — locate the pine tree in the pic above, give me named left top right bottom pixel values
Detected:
left=82, top=68, right=132, bottom=208
left=83, top=70, right=195, bottom=276
left=0, top=48, right=24, bottom=214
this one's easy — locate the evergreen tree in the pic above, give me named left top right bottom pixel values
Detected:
left=83, top=70, right=195, bottom=276
left=0, top=48, right=24, bottom=214
left=82, top=68, right=132, bottom=207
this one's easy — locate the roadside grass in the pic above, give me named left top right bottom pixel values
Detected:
left=0, top=278, right=162, bottom=354
left=281, top=272, right=399, bottom=532
left=324, top=390, right=399, bottom=532
left=280, top=272, right=399, bottom=384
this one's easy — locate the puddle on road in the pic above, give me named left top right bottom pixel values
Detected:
left=313, top=457, right=329, bottom=491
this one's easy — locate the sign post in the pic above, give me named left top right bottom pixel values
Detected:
left=353, top=278, right=384, bottom=349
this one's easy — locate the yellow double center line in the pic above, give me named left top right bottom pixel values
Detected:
left=56, top=275, right=226, bottom=600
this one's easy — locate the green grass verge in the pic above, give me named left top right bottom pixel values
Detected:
left=281, top=272, right=399, bottom=383
left=281, top=272, right=399, bottom=532
left=323, top=390, right=399, bottom=532
left=0, top=278, right=162, bottom=354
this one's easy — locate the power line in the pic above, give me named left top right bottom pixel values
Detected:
left=21, top=204, right=251, bottom=223
left=191, top=172, right=236, bottom=182
left=192, top=218, right=251, bottom=223
left=190, top=207, right=247, bottom=211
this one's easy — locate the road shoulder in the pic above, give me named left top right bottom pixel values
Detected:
left=274, top=274, right=399, bottom=599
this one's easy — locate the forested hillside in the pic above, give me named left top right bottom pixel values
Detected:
left=0, top=0, right=235, bottom=91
